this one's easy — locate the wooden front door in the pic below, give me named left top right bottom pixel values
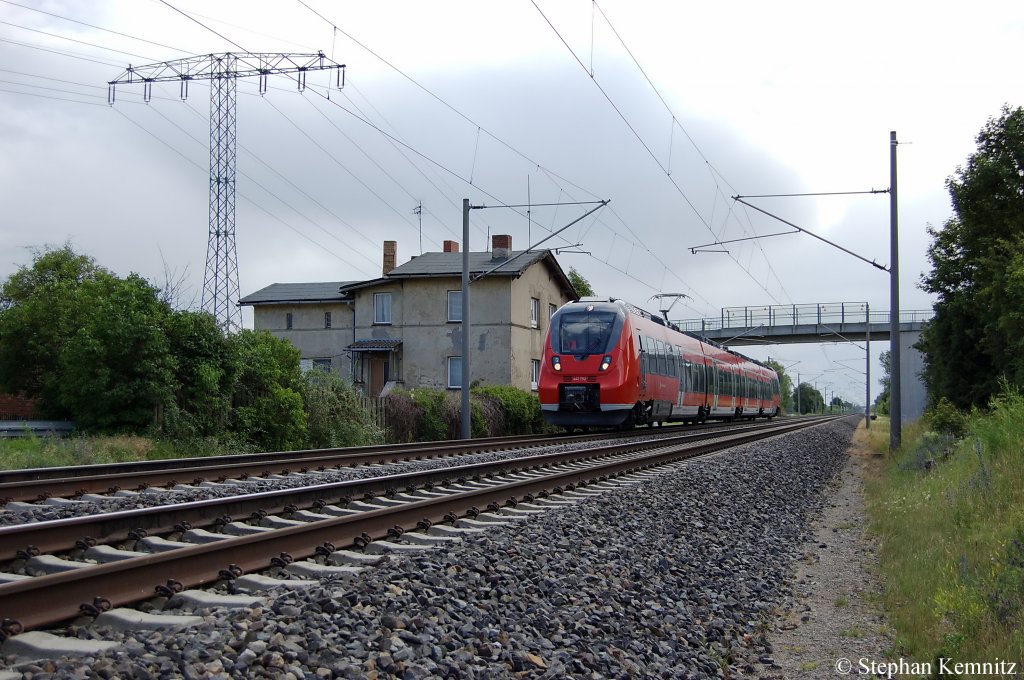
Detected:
left=368, top=355, right=389, bottom=396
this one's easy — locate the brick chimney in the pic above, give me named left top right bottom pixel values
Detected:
left=492, top=234, right=511, bottom=260
left=443, top=240, right=459, bottom=253
left=383, top=241, right=397, bottom=276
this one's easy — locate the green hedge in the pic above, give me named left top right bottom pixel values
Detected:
left=384, top=385, right=546, bottom=442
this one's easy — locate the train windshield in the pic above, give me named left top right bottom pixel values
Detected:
left=556, top=311, right=618, bottom=355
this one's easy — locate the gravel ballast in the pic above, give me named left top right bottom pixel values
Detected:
left=6, top=418, right=856, bottom=679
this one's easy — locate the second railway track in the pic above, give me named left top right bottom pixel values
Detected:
left=0, top=417, right=837, bottom=639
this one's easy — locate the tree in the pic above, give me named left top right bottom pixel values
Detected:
left=163, top=309, right=234, bottom=437
left=0, top=244, right=104, bottom=414
left=57, top=273, right=176, bottom=431
left=792, top=382, right=824, bottom=414
left=567, top=267, right=595, bottom=298
left=919, top=105, right=1024, bottom=409
left=873, top=350, right=892, bottom=415
left=765, top=359, right=794, bottom=412
left=227, top=330, right=307, bottom=451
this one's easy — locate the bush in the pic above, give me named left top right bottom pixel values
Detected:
left=301, top=372, right=382, bottom=449
left=473, top=385, right=545, bottom=434
left=384, top=385, right=546, bottom=442
left=384, top=390, right=421, bottom=443
left=408, top=388, right=450, bottom=442
left=928, top=396, right=968, bottom=437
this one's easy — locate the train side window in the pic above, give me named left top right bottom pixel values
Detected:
left=654, top=340, right=665, bottom=375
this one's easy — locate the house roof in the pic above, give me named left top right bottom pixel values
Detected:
left=239, top=282, right=358, bottom=305
left=338, top=250, right=575, bottom=295
left=389, top=249, right=548, bottom=277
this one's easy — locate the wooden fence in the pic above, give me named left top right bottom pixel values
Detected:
left=359, top=397, right=388, bottom=433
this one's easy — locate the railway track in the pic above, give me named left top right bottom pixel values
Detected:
left=0, top=416, right=838, bottom=661
left=0, top=419, right=752, bottom=503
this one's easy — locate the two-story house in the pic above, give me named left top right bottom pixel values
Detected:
left=239, top=235, right=577, bottom=396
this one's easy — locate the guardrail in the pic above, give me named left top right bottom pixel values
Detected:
left=0, top=421, right=75, bottom=439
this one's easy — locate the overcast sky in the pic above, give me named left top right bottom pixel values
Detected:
left=2, top=0, right=1021, bottom=405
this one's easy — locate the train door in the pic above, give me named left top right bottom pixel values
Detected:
left=638, top=334, right=647, bottom=391
left=697, top=359, right=708, bottom=408
left=710, top=361, right=719, bottom=411
left=675, top=346, right=685, bottom=408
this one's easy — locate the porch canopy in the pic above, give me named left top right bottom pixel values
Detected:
left=346, top=339, right=402, bottom=352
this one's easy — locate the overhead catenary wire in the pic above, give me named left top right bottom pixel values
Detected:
left=6, top=1, right=730, bottom=314
left=529, top=0, right=792, bottom=308
left=143, top=91, right=382, bottom=269
left=110, top=105, right=379, bottom=279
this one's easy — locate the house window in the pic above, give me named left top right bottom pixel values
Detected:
left=325, top=311, right=332, bottom=329
left=530, top=298, right=539, bottom=328
left=531, top=359, right=540, bottom=391
left=447, top=356, right=462, bottom=389
left=300, top=358, right=331, bottom=373
left=374, top=293, right=392, bottom=324
left=549, top=303, right=557, bottom=318
left=286, top=312, right=293, bottom=330
left=447, top=290, right=463, bottom=322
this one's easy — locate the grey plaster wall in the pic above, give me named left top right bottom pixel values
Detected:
left=252, top=302, right=355, bottom=379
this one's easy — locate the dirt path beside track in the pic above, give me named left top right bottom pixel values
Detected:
left=752, top=421, right=893, bottom=679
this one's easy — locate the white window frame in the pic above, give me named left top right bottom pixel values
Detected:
left=549, top=302, right=557, bottom=318
left=447, top=356, right=462, bottom=389
left=531, top=359, right=540, bottom=391
left=374, top=292, right=392, bottom=324
left=324, top=311, right=332, bottom=329
left=447, top=290, right=463, bottom=322
left=530, top=297, right=539, bottom=328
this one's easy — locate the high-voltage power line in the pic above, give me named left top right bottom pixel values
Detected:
left=108, top=52, right=345, bottom=330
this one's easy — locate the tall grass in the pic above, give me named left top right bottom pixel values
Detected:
left=865, top=390, right=1024, bottom=665
left=0, top=434, right=229, bottom=470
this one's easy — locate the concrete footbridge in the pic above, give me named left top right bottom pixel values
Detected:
left=675, top=302, right=933, bottom=423
left=676, top=302, right=932, bottom=345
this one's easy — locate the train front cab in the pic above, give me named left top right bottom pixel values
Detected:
left=539, top=302, right=635, bottom=429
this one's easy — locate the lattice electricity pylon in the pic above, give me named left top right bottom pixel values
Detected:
left=108, top=53, right=346, bottom=331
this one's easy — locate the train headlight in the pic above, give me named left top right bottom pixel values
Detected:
left=599, top=355, right=612, bottom=371
left=552, top=356, right=562, bottom=372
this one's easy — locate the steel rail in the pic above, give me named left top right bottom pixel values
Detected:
left=0, top=420, right=816, bottom=562
left=0, top=432, right=560, bottom=484
left=0, top=417, right=837, bottom=633
left=0, top=421, right=743, bottom=499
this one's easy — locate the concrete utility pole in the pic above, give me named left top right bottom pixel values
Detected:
left=866, top=303, right=871, bottom=429
left=108, top=53, right=345, bottom=330
left=458, top=198, right=609, bottom=438
left=889, top=131, right=902, bottom=451
left=461, top=199, right=471, bottom=439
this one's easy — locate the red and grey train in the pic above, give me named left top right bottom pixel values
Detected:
left=539, top=298, right=781, bottom=430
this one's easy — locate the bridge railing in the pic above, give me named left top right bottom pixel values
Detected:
left=676, top=302, right=933, bottom=333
